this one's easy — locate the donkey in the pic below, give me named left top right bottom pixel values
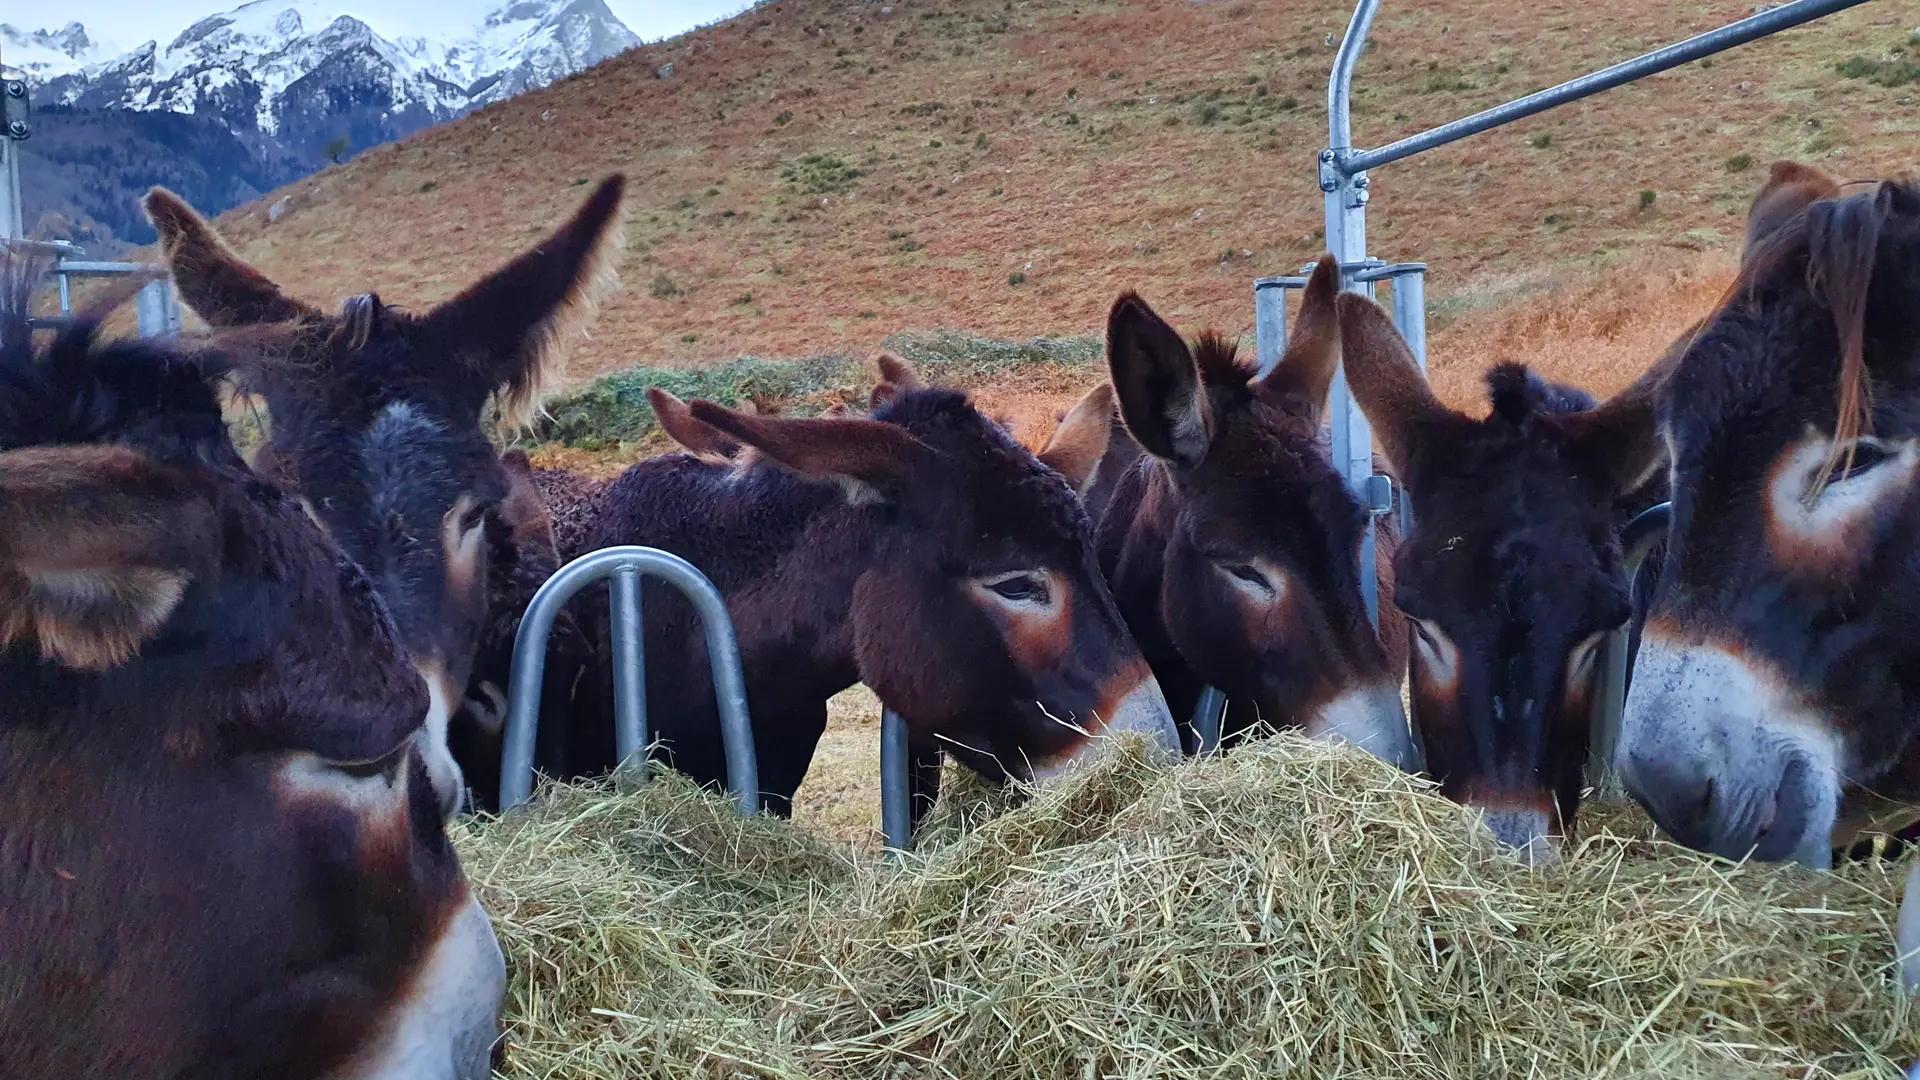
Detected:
left=1037, top=382, right=1142, bottom=523
left=1337, top=288, right=1663, bottom=861
left=569, top=354, right=1180, bottom=818
left=1091, top=254, right=1418, bottom=767
left=0, top=261, right=502, bottom=1078
left=1616, top=169, right=1920, bottom=868
left=142, top=178, right=623, bottom=813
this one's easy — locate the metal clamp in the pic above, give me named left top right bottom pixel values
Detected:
left=498, top=545, right=760, bottom=814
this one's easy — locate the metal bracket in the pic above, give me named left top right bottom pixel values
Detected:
left=3, top=80, right=29, bottom=142
left=1317, top=147, right=1344, bottom=192
left=1363, top=473, right=1394, bottom=516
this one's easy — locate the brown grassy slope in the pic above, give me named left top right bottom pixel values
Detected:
left=183, top=0, right=1914, bottom=406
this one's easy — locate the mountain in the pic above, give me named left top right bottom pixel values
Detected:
left=2, top=0, right=639, bottom=246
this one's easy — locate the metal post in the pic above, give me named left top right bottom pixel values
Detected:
left=499, top=546, right=760, bottom=814
left=1587, top=502, right=1671, bottom=797
left=1323, top=0, right=1383, bottom=629
left=608, top=564, right=647, bottom=775
left=134, top=279, right=179, bottom=337
left=880, top=708, right=911, bottom=854
left=1192, top=686, right=1226, bottom=755
left=1253, top=277, right=1290, bottom=376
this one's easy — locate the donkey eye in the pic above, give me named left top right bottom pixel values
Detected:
left=1826, top=441, right=1891, bottom=485
left=984, top=573, right=1050, bottom=604
left=1224, top=563, right=1269, bottom=589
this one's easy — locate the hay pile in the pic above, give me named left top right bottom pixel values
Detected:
left=457, top=736, right=1920, bottom=1079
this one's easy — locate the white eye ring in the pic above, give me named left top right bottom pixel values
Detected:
left=1411, top=617, right=1459, bottom=690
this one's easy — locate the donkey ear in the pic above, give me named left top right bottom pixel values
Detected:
left=1038, top=383, right=1115, bottom=493
left=1251, top=253, right=1342, bottom=423
left=648, top=387, right=742, bottom=461
left=1746, top=160, right=1840, bottom=256
left=1335, top=291, right=1458, bottom=482
left=144, top=187, right=318, bottom=326
left=420, top=175, right=627, bottom=428
left=869, top=350, right=926, bottom=410
left=687, top=401, right=937, bottom=501
left=1108, top=292, right=1210, bottom=469
left=0, top=446, right=217, bottom=671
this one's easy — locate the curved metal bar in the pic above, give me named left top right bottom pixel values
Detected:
left=1586, top=502, right=1673, bottom=796
left=498, top=545, right=760, bottom=814
left=1325, top=0, right=1380, bottom=156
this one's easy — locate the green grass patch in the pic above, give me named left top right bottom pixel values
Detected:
left=1836, top=55, right=1920, bottom=87
left=533, top=331, right=1102, bottom=448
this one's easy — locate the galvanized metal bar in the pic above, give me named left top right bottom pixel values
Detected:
left=56, top=272, right=70, bottom=315
left=500, top=546, right=760, bottom=814
left=1586, top=502, right=1671, bottom=796
left=1384, top=269, right=1428, bottom=374
left=1341, top=0, right=1874, bottom=176
left=54, top=260, right=147, bottom=274
left=134, top=279, right=179, bottom=337
left=880, top=707, right=911, bottom=854
left=1324, top=0, right=1383, bottom=629
left=1252, top=277, right=1292, bottom=376
left=608, top=564, right=647, bottom=773
left=1191, top=686, right=1227, bottom=755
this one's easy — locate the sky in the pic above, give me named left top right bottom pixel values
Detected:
left=3, top=0, right=755, bottom=51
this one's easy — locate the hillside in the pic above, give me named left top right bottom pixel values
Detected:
left=169, top=0, right=1914, bottom=408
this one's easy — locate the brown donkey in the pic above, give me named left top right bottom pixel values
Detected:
left=1339, top=289, right=1665, bottom=861
left=142, top=178, right=623, bottom=812
left=1618, top=167, right=1920, bottom=868
left=570, top=355, right=1180, bottom=818
left=1093, top=255, right=1417, bottom=767
left=0, top=264, right=502, bottom=1078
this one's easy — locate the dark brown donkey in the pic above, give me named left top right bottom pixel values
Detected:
left=142, top=178, right=623, bottom=812
left=1618, top=168, right=1920, bottom=869
left=1338, top=291, right=1663, bottom=862
left=570, top=354, right=1180, bottom=818
left=0, top=263, right=502, bottom=1078
left=1093, top=254, right=1418, bottom=767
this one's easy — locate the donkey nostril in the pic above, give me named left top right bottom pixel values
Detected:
left=1698, top=776, right=1715, bottom=816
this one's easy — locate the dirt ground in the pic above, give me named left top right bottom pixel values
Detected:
left=792, top=685, right=890, bottom=846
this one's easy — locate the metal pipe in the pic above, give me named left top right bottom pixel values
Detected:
left=1253, top=277, right=1290, bottom=376
left=1192, top=686, right=1227, bottom=755
left=1586, top=502, right=1671, bottom=796
left=609, top=564, right=647, bottom=774
left=880, top=708, right=911, bottom=854
left=1326, top=0, right=1381, bottom=156
left=1341, top=0, right=1874, bottom=176
left=499, top=546, right=760, bottom=814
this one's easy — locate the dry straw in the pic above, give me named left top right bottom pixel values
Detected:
left=458, top=736, right=1920, bottom=1079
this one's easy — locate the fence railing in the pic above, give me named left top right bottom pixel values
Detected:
left=498, top=545, right=760, bottom=814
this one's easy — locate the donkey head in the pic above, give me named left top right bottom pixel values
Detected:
left=0, top=253, right=433, bottom=765
left=143, top=177, right=625, bottom=810
left=1098, top=255, right=1415, bottom=768
left=689, top=357, right=1180, bottom=783
left=1340, top=292, right=1660, bottom=862
left=1619, top=166, right=1920, bottom=867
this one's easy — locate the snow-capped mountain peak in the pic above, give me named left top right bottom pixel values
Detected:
left=7, top=0, right=637, bottom=141
left=0, top=21, right=118, bottom=81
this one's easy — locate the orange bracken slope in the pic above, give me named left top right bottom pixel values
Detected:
left=184, top=0, right=1914, bottom=406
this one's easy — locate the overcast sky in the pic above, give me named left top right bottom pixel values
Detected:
left=10, top=0, right=754, bottom=52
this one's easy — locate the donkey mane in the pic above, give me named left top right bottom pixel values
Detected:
left=1, top=255, right=235, bottom=460
left=1485, top=363, right=1598, bottom=427
left=1723, top=177, right=1920, bottom=490
left=1191, top=330, right=1246, bottom=385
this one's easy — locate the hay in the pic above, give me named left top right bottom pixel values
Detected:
left=459, top=736, right=1920, bottom=1079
